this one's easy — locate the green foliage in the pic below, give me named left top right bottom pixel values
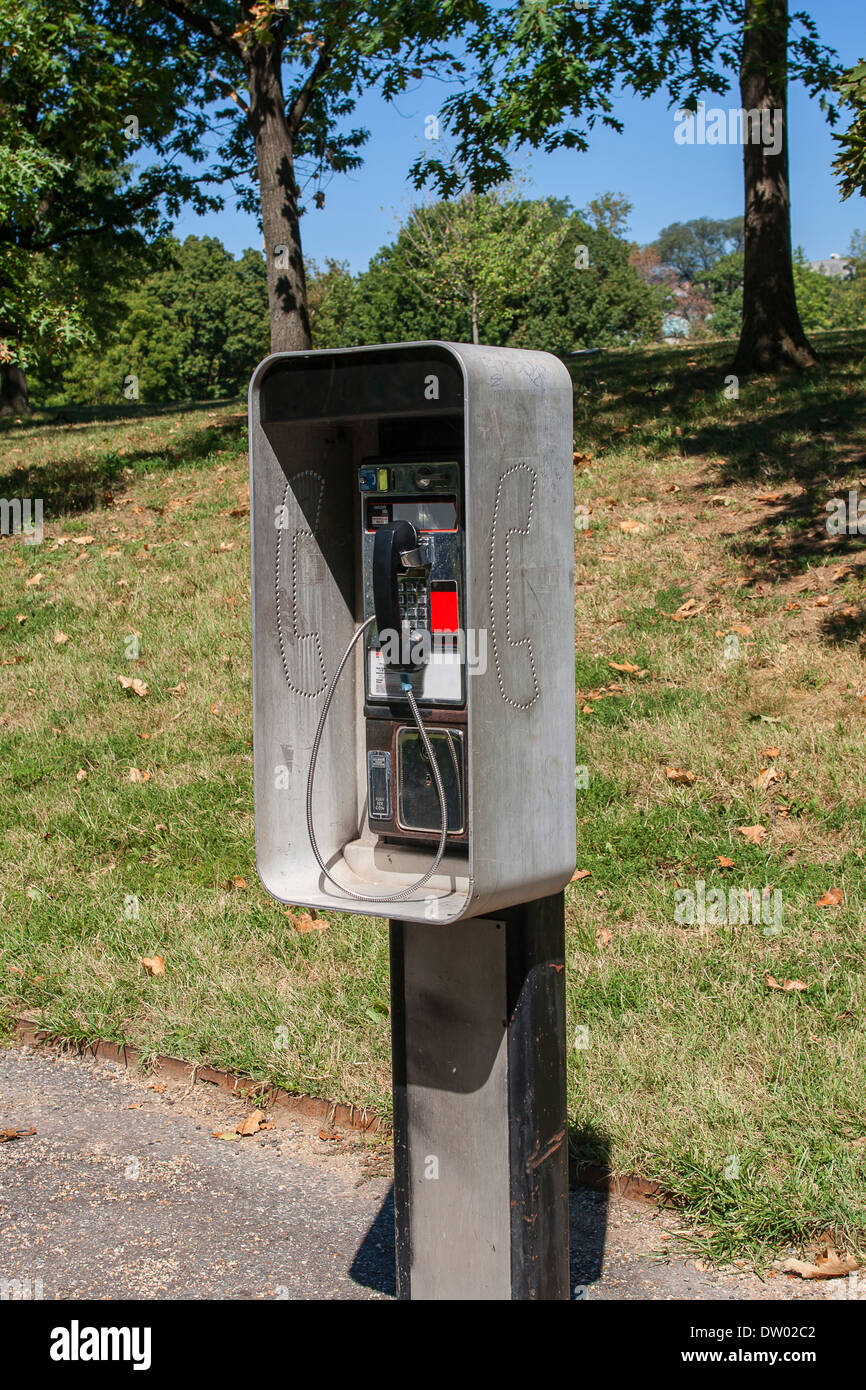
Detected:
left=515, top=214, right=660, bottom=353
left=411, top=2, right=842, bottom=196
left=580, top=191, right=633, bottom=238
left=124, top=0, right=486, bottom=220
left=696, top=251, right=745, bottom=338
left=0, top=0, right=213, bottom=370
left=834, top=59, right=866, bottom=200
left=45, top=237, right=269, bottom=405
left=696, top=247, right=866, bottom=338
left=654, top=217, right=744, bottom=281
left=311, top=194, right=660, bottom=351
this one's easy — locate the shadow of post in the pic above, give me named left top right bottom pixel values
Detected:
left=349, top=1122, right=612, bottom=1301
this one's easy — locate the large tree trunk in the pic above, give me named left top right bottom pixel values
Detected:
left=733, top=0, right=816, bottom=373
left=246, top=38, right=311, bottom=353
left=0, top=363, right=30, bottom=415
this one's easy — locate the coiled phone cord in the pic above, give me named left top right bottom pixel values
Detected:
left=305, top=615, right=454, bottom=903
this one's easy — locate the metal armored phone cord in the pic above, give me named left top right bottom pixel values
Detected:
left=305, top=615, right=453, bottom=903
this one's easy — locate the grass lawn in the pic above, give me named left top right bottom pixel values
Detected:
left=2, top=332, right=866, bottom=1265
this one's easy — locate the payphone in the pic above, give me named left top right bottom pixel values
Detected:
left=249, top=341, right=574, bottom=924
left=249, top=341, right=575, bottom=1300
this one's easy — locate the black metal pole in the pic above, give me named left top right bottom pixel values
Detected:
left=389, top=893, right=568, bottom=1300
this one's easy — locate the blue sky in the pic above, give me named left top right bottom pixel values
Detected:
left=173, top=0, right=866, bottom=271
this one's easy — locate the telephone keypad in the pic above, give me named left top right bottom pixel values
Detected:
left=398, top=576, right=429, bottom=635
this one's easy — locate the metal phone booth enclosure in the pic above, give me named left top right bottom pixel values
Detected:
left=249, top=342, right=575, bottom=1300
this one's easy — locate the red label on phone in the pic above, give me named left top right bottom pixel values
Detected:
left=430, top=586, right=459, bottom=632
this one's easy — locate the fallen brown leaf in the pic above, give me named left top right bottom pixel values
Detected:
left=286, top=910, right=328, bottom=933
left=596, top=927, right=613, bottom=948
left=765, top=973, right=808, bottom=993
left=783, top=1248, right=859, bottom=1280
left=761, top=746, right=781, bottom=759
left=139, top=955, right=165, bottom=977
left=0, top=1127, right=36, bottom=1142
left=737, top=824, right=767, bottom=845
left=669, top=598, right=706, bottom=621
left=117, top=675, right=149, bottom=697
left=717, top=856, right=735, bottom=869
left=816, top=887, right=844, bottom=908
left=665, top=767, right=696, bottom=786
left=570, top=869, right=591, bottom=882
left=753, top=767, right=781, bottom=790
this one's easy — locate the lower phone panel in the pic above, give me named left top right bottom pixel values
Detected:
left=365, top=714, right=468, bottom=845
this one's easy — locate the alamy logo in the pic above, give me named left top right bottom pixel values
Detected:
left=675, top=879, right=782, bottom=933
left=1, top=1275, right=43, bottom=1300
left=0, top=497, right=43, bottom=544
left=49, top=1320, right=152, bottom=1371
left=826, top=491, right=866, bottom=535
left=674, top=104, right=783, bottom=155
left=378, top=625, right=487, bottom=675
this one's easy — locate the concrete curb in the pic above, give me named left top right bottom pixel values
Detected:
left=10, top=1016, right=665, bottom=1202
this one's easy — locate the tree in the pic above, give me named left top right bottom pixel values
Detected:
left=733, top=0, right=813, bottom=371
left=0, top=0, right=213, bottom=412
left=306, top=258, right=360, bottom=348
left=517, top=213, right=660, bottom=352
left=694, top=245, right=866, bottom=339
left=695, top=250, right=746, bottom=336
left=654, top=216, right=744, bottom=280
left=833, top=60, right=866, bottom=199
left=310, top=195, right=660, bottom=351
left=410, top=0, right=842, bottom=374
left=398, top=191, right=568, bottom=344
left=580, top=191, right=633, bottom=238
left=51, top=236, right=270, bottom=404
left=126, top=0, right=485, bottom=353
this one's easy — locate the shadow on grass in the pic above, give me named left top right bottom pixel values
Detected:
left=571, top=330, right=866, bottom=641
left=0, top=398, right=247, bottom=517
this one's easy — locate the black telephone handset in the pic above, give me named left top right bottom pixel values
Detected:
left=372, top=521, right=428, bottom=673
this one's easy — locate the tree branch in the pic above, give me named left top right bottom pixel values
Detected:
left=150, top=0, right=241, bottom=58
left=209, top=68, right=249, bottom=113
left=285, top=1, right=351, bottom=138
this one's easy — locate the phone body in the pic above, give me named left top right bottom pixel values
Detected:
left=360, top=457, right=468, bottom=845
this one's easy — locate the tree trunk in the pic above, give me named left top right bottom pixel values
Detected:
left=0, top=363, right=30, bottom=415
left=471, top=289, right=479, bottom=344
left=733, top=0, right=816, bottom=373
left=246, top=39, right=311, bottom=354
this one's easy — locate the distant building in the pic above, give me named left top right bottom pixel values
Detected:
left=808, top=253, right=854, bottom=278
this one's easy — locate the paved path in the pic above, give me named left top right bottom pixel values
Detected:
left=0, top=1043, right=825, bottom=1301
